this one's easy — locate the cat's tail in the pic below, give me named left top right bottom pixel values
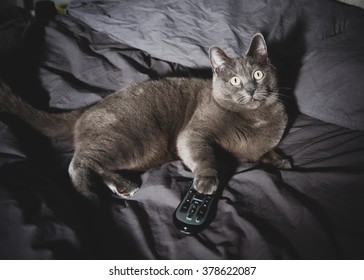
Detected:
left=0, top=81, right=84, bottom=142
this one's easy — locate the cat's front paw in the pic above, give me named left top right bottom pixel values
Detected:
left=193, top=175, right=219, bottom=194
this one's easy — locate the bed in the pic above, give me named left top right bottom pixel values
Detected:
left=0, top=0, right=364, bottom=259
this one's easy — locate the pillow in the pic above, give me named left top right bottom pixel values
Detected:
left=294, top=10, right=364, bottom=131
left=337, top=0, right=364, bottom=10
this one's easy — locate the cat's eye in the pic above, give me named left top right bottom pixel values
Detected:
left=230, top=76, right=241, bottom=86
left=253, top=70, right=264, bottom=80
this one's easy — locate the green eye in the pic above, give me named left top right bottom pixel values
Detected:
left=253, top=70, right=264, bottom=80
left=230, top=76, right=241, bottom=86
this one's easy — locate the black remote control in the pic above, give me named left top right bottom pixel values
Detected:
left=173, top=182, right=219, bottom=234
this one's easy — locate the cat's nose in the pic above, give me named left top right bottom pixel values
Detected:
left=246, top=89, right=255, bottom=96
left=245, top=83, right=255, bottom=96
left=245, top=87, right=255, bottom=96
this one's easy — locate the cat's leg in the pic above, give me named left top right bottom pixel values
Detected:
left=259, top=150, right=292, bottom=169
left=177, top=131, right=219, bottom=194
left=68, top=156, right=99, bottom=201
left=69, top=154, right=140, bottom=199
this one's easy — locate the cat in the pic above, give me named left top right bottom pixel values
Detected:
left=0, top=33, right=290, bottom=201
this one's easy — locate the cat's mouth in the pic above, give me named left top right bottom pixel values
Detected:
left=246, top=99, right=261, bottom=109
left=236, top=94, right=263, bottom=109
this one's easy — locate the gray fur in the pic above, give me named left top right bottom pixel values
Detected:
left=0, top=34, right=289, bottom=201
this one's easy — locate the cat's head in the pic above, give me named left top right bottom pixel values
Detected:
left=209, top=33, right=278, bottom=111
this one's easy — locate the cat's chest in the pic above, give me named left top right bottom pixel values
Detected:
left=224, top=121, right=266, bottom=146
left=217, top=117, right=281, bottom=160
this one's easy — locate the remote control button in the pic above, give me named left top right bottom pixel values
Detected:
left=181, top=202, right=190, bottom=212
left=189, top=189, right=196, bottom=195
left=192, top=200, right=201, bottom=206
left=195, top=216, right=202, bottom=223
left=187, top=213, right=193, bottom=220
left=204, top=196, right=212, bottom=203
left=197, top=209, right=206, bottom=217
left=194, top=193, right=205, bottom=201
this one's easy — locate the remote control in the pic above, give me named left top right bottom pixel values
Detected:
left=173, top=182, right=219, bottom=234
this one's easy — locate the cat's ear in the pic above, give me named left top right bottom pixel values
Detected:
left=209, top=46, right=230, bottom=73
left=246, top=33, right=268, bottom=59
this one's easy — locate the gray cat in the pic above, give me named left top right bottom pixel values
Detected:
left=0, top=33, right=290, bottom=201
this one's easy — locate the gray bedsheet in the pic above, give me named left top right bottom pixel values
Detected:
left=65, top=0, right=364, bottom=131
left=0, top=0, right=364, bottom=259
left=98, top=113, right=364, bottom=259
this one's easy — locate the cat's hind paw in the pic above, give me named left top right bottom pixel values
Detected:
left=103, top=171, right=141, bottom=199
left=106, top=182, right=139, bottom=198
left=274, top=158, right=292, bottom=170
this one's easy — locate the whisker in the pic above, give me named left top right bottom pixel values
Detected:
left=236, top=95, right=245, bottom=103
left=276, top=97, right=290, bottom=107
left=278, top=87, right=293, bottom=90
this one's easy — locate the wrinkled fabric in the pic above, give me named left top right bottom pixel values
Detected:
left=38, top=15, right=190, bottom=109
left=98, top=114, right=364, bottom=259
left=64, top=0, right=364, bottom=130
